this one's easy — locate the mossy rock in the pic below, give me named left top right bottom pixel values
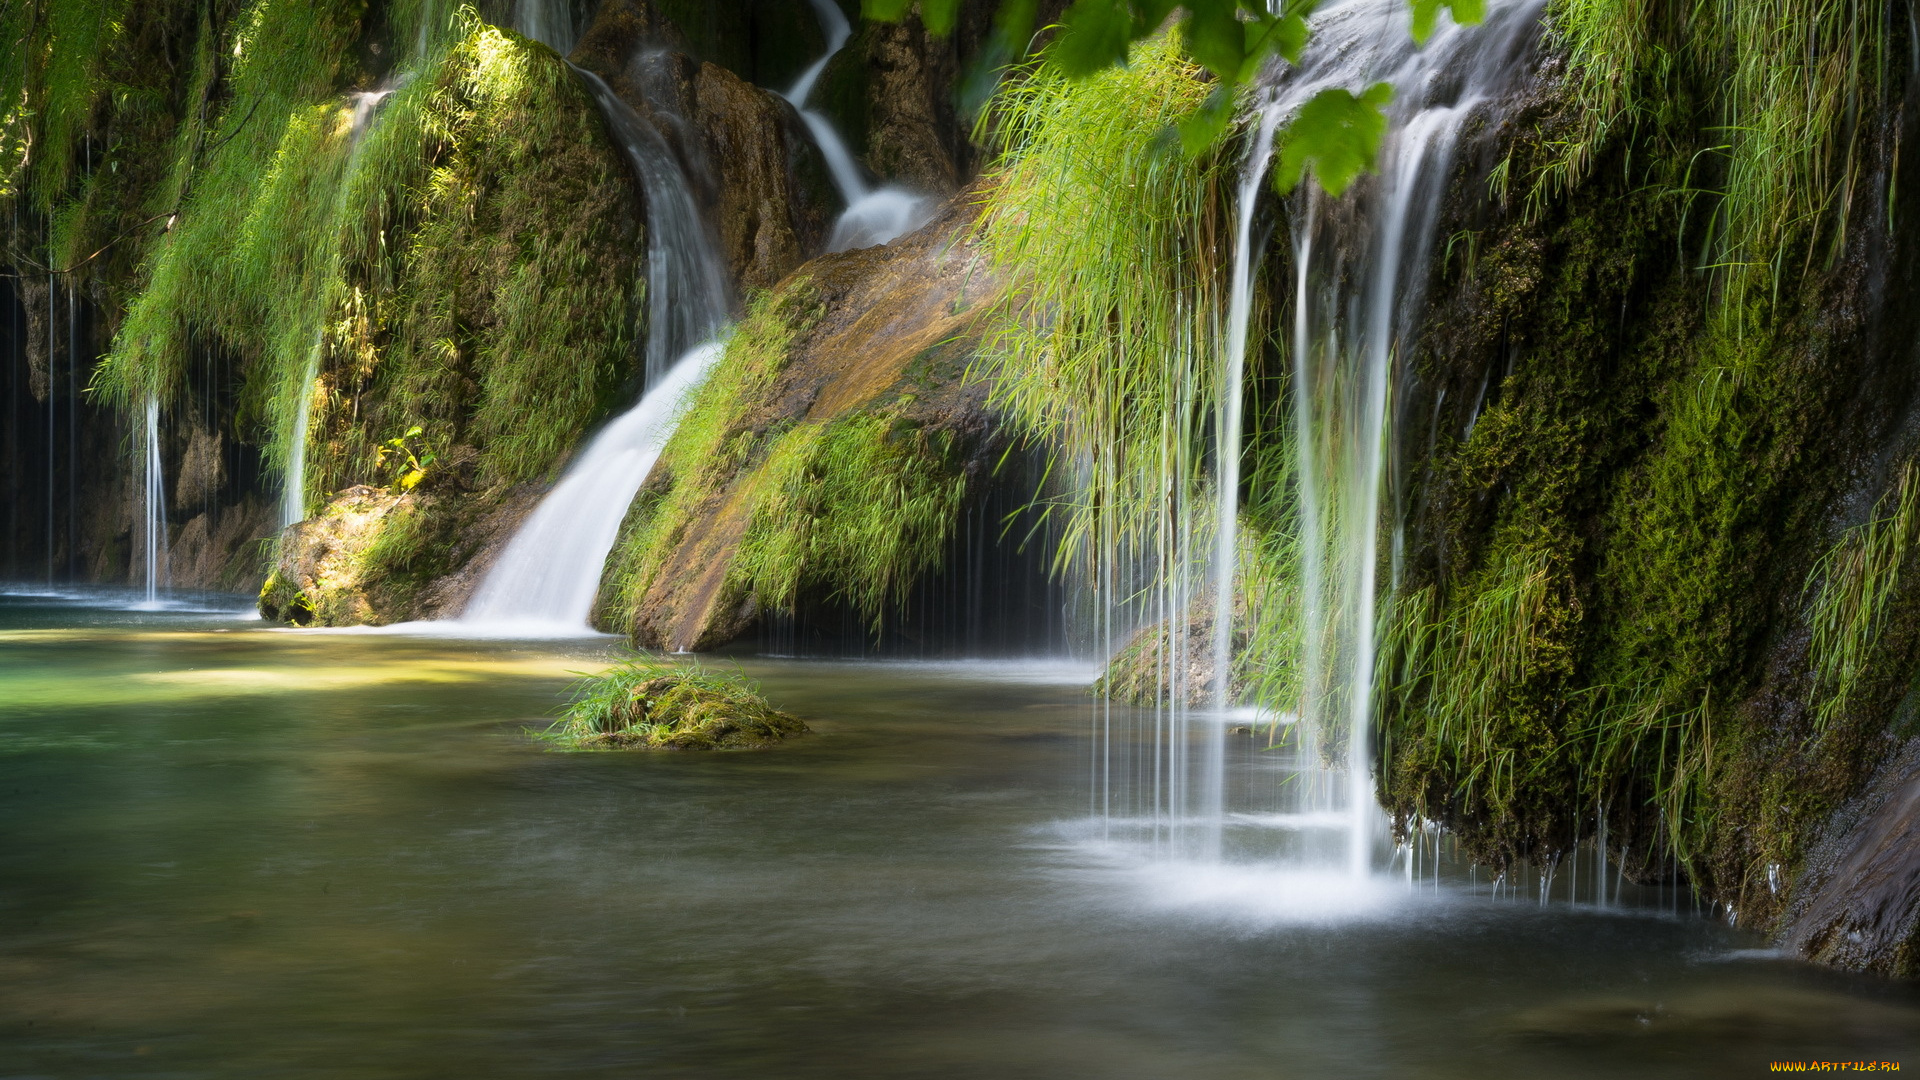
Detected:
left=549, top=659, right=809, bottom=751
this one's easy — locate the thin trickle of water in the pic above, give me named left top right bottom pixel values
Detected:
left=140, top=396, right=169, bottom=606
left=281, top=87, right=398, bottom=528
left=462, top=340, right=725, bottom=631
left=281, top=330, right=323, bottom=528
left=574, top=67, right=730, bottom=383
left=784, top=0, right=934, bottom=251
left=514, top=0, right=576, bottom=55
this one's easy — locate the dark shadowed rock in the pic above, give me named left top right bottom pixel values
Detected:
left=1780, top=736, right=1920, bottom=976
left=573, top=3, right=837, bottom=292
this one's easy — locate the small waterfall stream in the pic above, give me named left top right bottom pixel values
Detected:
left=458, top=59, right=732, bottom=631
left=784, top=0, right=934, bottom=251
left=573, top=68, right=730, bottom=381
left=281, top=87, right=398, bottom=529
left=1095, top=0, right=1544, bottom=889
left=138, top=396, right=169, bottom=607
left=461, top=340, right=725, bottom=630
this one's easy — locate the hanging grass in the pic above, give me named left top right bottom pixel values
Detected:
left=976, top=35, right=1232, bottom=582
left=89, top=4, right=639, bottom=517
left=1544, top=0, right=1888, bottom=314
left=1804, top=464, right=1920, bottom=733
left=543, top=654, right=809, bottom=751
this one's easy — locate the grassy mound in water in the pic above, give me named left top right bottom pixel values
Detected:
left=544, top=657, right=808, bottom=751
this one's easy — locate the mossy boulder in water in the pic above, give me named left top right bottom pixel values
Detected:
left=548, top=657, right=809, bottom=750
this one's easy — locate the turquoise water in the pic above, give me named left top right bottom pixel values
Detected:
left=1, top=589, right=1915, bottom=1078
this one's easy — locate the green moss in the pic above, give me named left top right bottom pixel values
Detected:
left=732, top=410, right=968, bottom=623
left=1545, top=0, right=1888, bottom=313
left=543, top=655, right=809, bottom=751
left=601, top=274, right=974, bottom=636
left=85, top=7, right=640, bottom=523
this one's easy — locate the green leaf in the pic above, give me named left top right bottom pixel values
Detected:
left=920, top=0, right=961, bottom=36
left=1410, top=0, right=1485, bottom=45
left=1051, top=0, right=1134, bottom=77
left=1273, top=82, right=1392, bottom=196
left=862, top=0, right=960, bottom=35
left=1176, top=85, right=1236, bottom=157
left=1183, top=0, right=1247, bottom=81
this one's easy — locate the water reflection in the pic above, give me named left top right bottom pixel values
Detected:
left=0, top=589, right=1914, bottom=1077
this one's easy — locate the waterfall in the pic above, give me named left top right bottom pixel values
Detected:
left=573, top=68, right=730, bottom=382
left=459, top=66, right=732, bottom=630
left=139, top=396, right=170, bottom=607
left=281, top=88, right=397, bottom=529
left=1089, top=0, right=1544, bottom=887
left=513, top=0, right=577, bottom=55
left=461, top=340, right=724, bottom=631
left=281, top=330, right=323, bottom=529
left=1274, top=0, right=1544, bottom=875
left=784, top=0, right=934, bottom=251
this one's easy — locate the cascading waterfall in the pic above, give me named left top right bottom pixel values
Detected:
left=461, top=340, right=725, bottom=630
left=1092, top=0, right=1544, bottom=888
left=281, top=87, right=398, bottom=529
left=459, top=65, right=731, bottom=630
left=573, top=68, right=730, bottom=382
left=784, top=0, right=934, bottom=251
left=139, top=396, right=169, bottom=607
left=1276, top=0, right=1545, bottom=877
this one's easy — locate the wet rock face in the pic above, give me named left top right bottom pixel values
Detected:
left=615, top=189, right=1001, bottom=652
left=572, top=0, right=827, bottom=91
left=574, top=4, right=837, bottom=293
left=627, top=50, right=837, bottom=292
left=860, top=18, right=961, bottom=193
left=1780, top=737, right=1920, bottom=977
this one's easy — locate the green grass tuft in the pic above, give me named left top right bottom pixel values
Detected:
left=543, top=655, right=809, bottom=751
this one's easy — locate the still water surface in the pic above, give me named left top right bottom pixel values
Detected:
left=2, top=589, right=1916, bottom=1077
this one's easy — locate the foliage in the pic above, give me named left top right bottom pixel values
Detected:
left=1546, top=0, right=1888, bottom=313
left=86, top=5, right=639, bottom=519
left=977, top=36, right=1228, bottom=589
left=871, top=0, right=1441, bottom=193
left=376, top=426, right=437, bottom=492
left=732, top=412, right=968, bottom=624
left=1271, top=82, right=1391, bottom=196
left=1804, top=465, right=1920, bottom=733
left=602, top=279, right=976, bottom=637
left=544, top=654, right=809, bottom=751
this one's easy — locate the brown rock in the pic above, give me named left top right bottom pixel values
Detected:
left=626, top=188, right=998, bottom=651
left=1779, top=736, right=1920, bottom=976
left=862, top=19, right=959, bottom=193
left=574, top=7, right=836, bottom=294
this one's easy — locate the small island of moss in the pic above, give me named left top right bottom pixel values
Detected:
left=542, top=656, right=809, bottom=751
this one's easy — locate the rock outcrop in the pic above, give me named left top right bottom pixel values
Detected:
left=574, top=3, right=838, bottom=293
left=1780, top=737, right=1920, bottom=976
left=600, top=190, right=1005, bottom=651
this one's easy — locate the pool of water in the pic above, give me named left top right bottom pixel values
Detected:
left=2, top=588, right=1915, bottom=1077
